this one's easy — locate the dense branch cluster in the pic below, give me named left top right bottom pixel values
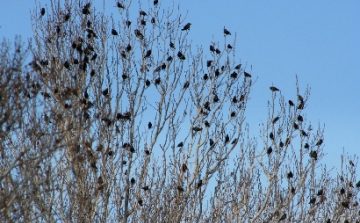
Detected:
left=0, top=1, right=359, bottom=222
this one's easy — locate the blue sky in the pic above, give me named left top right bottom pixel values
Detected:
left=1, top=0, right=359, bottom=175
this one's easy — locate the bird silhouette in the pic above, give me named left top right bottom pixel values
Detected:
left=270, top=86, right=279, bottom=92
left=140, top=10, right=147, bottom=16
left=215, top=49, right=221, bottom=54
left=234, top=64, right=242, bottom=70
left=272, top=117, right=280, bottom=124
left=297, top=115, right=303, bottom=122
left=223, top=28, right=231, bottom=35
left=146, top=79, right=151, bottom=87
left=227, top=44, right=233, bottom=49
left=142, top=186, right=149, bottom=191
left=116, top=2, right=124, bottom=8
left=287, top=171, right=293, bottom=179
left=204, top=120, right=210, bottom=127
left=230, top=72, right=237, bottom=79
left=155, top=78, right=161, bottom=85
left=310, top=150, right=318, bottom=160
left=288, top=100, right=294, bottom=106
left=304, top=143, right=309, bottom=149
left=177, top=142, right=184, bottom=147
left=225, top=135, right=230, bottom=143
left=210, top=45, right=215, bottom=52
left=145, top=50, right=151, bottom=58
left=135, top=29, right=144, bottom=39
left=181, top=23, right=191, bottom=31
left=183, top=81, right=190, bottom=89
left=316, top=139, right=323, bottom=146
left=40, top=8, right=45, bottom=16
left=111, top=29, right=118, bottom=35
left=126, top=21, right=131, bottom=27
left=317, top=189, right=323, bottom=196
left=207, top=60, right=213, bottom=67
left=154, top=0, right=158, bottom=5
left=192, top=126, right=202, bottom=132
left=213, top=95, right=219, bottom=103
left=177, top=51, right=186, bottom=60
left=102, top=88, right=109, bottom=96
left=267, top=147, right=272, bottom=154
left=309, top=197, right=316, bottom=204
left=148, top=122, right=152, bottom=129
left=170, top=42, right=175, bottom=49
left=209, top=139, right=214, bottom=147
left=203, top=73, right=209, bottom=80
left=269, top=132, right=274, bottom=140
left=244, top=72, right=251, bottom=78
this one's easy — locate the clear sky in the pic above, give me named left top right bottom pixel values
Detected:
left=1, top=0, right=359, bottom=175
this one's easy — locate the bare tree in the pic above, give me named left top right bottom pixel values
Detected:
left=1, top=0, right=359, bottom=222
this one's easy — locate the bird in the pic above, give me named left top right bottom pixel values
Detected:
left=204, top=120, right=210, bottom=127
left=267, top=147, right=272, bottom=154
left=230, top=72, right=237, bottom=79
left=227, top=44, right=233, bottom=49
left=192, top=126, right=202, bottom=132
left=304, top=143, right=309, bottom=149
left=138, top=199, right=143, bottom=206
left=293, top=123, right=299, bottom=130
left=209, top=139, right=214, bottom=147
left=181, top=163, right=188, bottom=173
left=215, top=49, right=221, bottom=54
left=126, top=21, right=131, bottom=27
left=177, top=51, right=186, bottom=60
left=287, top=171, right=293, bottom=179
left=135, top=29, right=144, bottom=39
left=317, top=189, right=323, bottom=196
left=102, top=88, right=109, bottom=96
left=349, top=160, right=355, bottom=166
left=272, top=117, right=280, bottom=124
left=139, top=10, right=147, bottom=16
left=130, top=178, right=136, bottom=184
left=154, top=0, right=158, bottom=5
left=177, top=142, right=184, bottom=147
left=278, top=213, right=286, bottom=221
left=231, top=138, right=238, bottom=145
left=270, top=86, right=279, bottom=92
left=148, top=122, right=152, bottom=129
left=40, top=8, right=45, bottom=16
left=111, top=29, right=118, bottom=35
left=145, top=50, right=152, bottom=58
left=213, top=95, right=219, bottom=103
left=183, top=81, right=190, bottom=89
left=269, top=132, right=274, bottom=140
left=230, top=111, right=236, bottom=117
left=316, top=139, right=323, bottom=146
left=170, top=42, right=175, bottom=49
left=126, top=44, right=132, bottom=52
left=223, top=27, right=231, bottom=35
left=166, top=56, right=173, bottom=61
left=244, top=72, right=251, bottom=78
left=234, top=64, right=242, bottom=70
left=142, top=186, right=149, bottom=191
left=297, top=115, right=303, bottom=122
left=298, top=94, right=304, bottom=102
left=145, top=79, right=151, bottom=87
left=116, top=2, right=124, bottom=8
left=155, top=78, right=161, bottom=85
left=181, top=23, right=191, bottom=31
left=210, top=45, right=215, bottom=52
left=288, top=100, right=294, bottom=106
left=225, top=135, right=230, bottom=143
left=232, top=96, right=238, bottom=103
left=151, top=17, right=155, bottom=24
left=310, top=150, right=318, bottom=160
left=309, top=197, right=316, bottom=204
left=207, top=60, right=213, bottom=67
left=203, top=73, right=209, bottom=80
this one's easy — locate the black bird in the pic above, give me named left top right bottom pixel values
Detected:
left=234, top=64, right=242, bottom=70
left=146, top=79, right=151, bottom=87
left=209, top=139, right=214, bottom=147
left=287, top=171, right=293, bottom=179
left=317, top=189, right=323, bottom=196
left=227, top=44, right=233, bottom=49
left=309, top=197, right=316, bottom=204
left=116, top=2, right=124, bottom=8
left=267, top=147, right=273, bottom=154
left=64, top=61, right=70, bottom=69
left=141, top=20, right=146, bottom=26
left=138, top=199, right=143, bottom=206
left=177, top=51, right=186, bottom=60
left=151, top=17, right=155, bottom=24
left=140, top=10, right=147, bottom=16
left=196, top=179, right=203, bottom=188
left=269, top=132, right=274, bottom=140
left=111, top=29, right=118, bottom=35
left=148, top=122, right=152, bottom=129
left=230, top=111, right=236, bottom=117
left=135, top=29, right=144, bottom=39
left=181, top=23, right=191, bottom=31
left=288, top=100, right=294, bottom=106
left=142, top=186, right=149, bottom=191
left=213, top=95, right=219, bottom=103
left=207, top=60, right=213, bottom=67
left=341, top=201, right=349, bottom=208
left=203, top=73, right=209, bottom=80
left=356, top=181, right=360, bottom=188
left=210, top=45, right=215, bottom=52
left=298, top=94, right=304, bottom=102
left=102, top=88, right=109, bottom=96
left=215, top=69, right=220, bottom=77
left=40, top=8, right=45, bottom=16
left=272, top=117, right=280, bottom=124
left=177, top=142, right=184, bottom=147
left=155, top=77, right=161, bottom=85
left=192, top=126, right=202, bottom=132
left=300, top=130, right=307, bottom=137
left=166, top=56, right=173, bottom=61
left=225, top=135, right=230, bottom=143
left=108, top=151, right=114, bottom=156
left=232, top=96, right=238, bottom=103
left=215, top=49, right=221, bottom=54
left=297, top=115, right=303, bottom=122
left=231, top=138, right=238, bottom=145
left=170, top=42, right=175, bottom=49
left=204, top=120, right=210, bottom=127
left=297, top=102, right=305, bottom=110
left=304, top=143, right=309, bottom=149
left=316, top=139, right=323, bottom=146
left=340, top=187, right=345, bottom=194
left=183, top=81, right=190, bottom=89
left=145, top=50, right=152, bottom=58
left=279, top=141, right=284, bottom=148
left=126, top=21, right=131, bottom=27
left=177, top=185, right=184, bottom=192
left=293, top=123, right=299, bottom=130
left=126, top=44, right=132, bottom=52
left=145, top=150, right=150, bottom=155
left=244, top=71, right=251, bottom=78
left=349, top=160, right=355, bottom=166
left=82, top=4, right=91, bottom=15
left=64, top=13, right=70, bottom=21
left=130, top=178, right=136, bottom=184
left=223, top=28, right=231, bottom=35
left=270, top=86, right=279, bottom=92
left=154, top=0, right=158, bottom=5
left=230, top=72, right=237, bottom=79
left=310, top=150, right=318, bottom=160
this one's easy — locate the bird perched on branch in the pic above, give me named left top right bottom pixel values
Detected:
left=223, top=27, right=231, bottom=35
left=182, top=23, right=192, bottom=31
